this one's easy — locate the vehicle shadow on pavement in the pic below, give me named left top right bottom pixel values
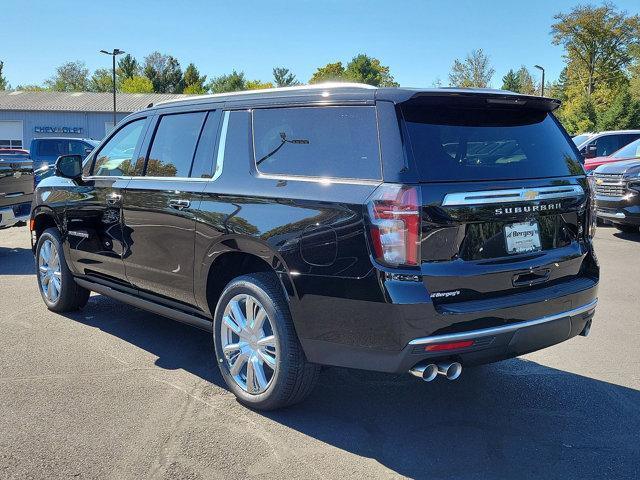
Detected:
left=0, top=246, right=35, bottom=275
left=613, top=231, right=640, bottom=242
left=270, top=364, right=640, bottom=479
left=63, top=294, right=640, bottom=480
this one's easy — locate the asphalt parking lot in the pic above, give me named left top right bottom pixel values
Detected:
left=1, top=225, right=639, bottom=480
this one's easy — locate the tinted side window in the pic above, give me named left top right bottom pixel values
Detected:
left=37, top=140, right=66, bottom=157
left=595, top=135, right=620, bottom=156
left=146, top=111, right=207, bottom=177
left=253, top=106, right=381, bottom=180
left=92, top=119, right=145, bottom=176
left=190, top=111, right=221, bottom=179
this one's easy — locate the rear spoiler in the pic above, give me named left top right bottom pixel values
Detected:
left=378, top=89, right=561, bottom=112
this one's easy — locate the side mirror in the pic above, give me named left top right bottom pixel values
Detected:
left=55, top=154, right=83, bottom=179
left=584, top=144, right=597, bottom=159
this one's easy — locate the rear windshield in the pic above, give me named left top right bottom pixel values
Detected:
left=402, top=105, right=584, bottom=182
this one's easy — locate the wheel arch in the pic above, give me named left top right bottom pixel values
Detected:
left=197, top=235, right=298, bottom=318
left=30, top=207, right=61, bottom=251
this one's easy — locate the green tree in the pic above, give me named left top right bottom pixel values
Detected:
left=143, top=52, right=184, bottom=93
left=556, top=94, right=598, bottom=135
left=45, top=61, right=89, bottom=91
left=117, top=54, right=139, bottom=82
left=15, top=84, right=46, bottom=91
left=501, top=69, right=521, bottom=92
left=551, top=4, right=640, bottom=96
left=309, top=62, right=346, bottom=83
left=183, top=63, right=207, bottom=94
left=0, top=61, right=8, bottom=90
left=120, top=75, right=154, bottom=93
left=598, top=84, right=640, bottom=130
left=246, top=80, right=274, bottom=90
left=449, top=49, right=494, bottom=88
left=517, top=66, right=537, bottom=95
left=89, top=68, right=113, bottom=92
left=208, top=70, right=246, bottom=93
left=344, top=54, right=399, bottom=86
left=273, top=67, right=300, bottom=87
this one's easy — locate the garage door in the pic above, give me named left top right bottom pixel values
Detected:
left=0, top=121, right=23, bottom=148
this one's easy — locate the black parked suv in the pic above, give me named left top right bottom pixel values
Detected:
left=30, top=84, right=599, bottom=410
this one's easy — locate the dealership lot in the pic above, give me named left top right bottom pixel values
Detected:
left=0, top=225, right=638, bottom=480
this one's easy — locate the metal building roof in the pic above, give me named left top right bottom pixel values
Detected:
left=0, top=91, right=187, bottom=113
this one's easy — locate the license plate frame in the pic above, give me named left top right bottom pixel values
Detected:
left=504, top=220, right=542, bottom=255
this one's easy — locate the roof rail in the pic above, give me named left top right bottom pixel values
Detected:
left=154, top=82, right=377, bottom=107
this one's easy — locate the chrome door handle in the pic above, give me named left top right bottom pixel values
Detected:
left=106, top=193, right=122, bottom=206
left=169, top=199, right=191, bottom=210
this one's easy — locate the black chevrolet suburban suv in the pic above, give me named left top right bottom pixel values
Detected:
left=30, top=84, right=599, bottom=410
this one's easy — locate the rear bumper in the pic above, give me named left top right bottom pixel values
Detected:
left=0, top=202, right=31, bottom=228
left=301, top=297, right=597, bottom=373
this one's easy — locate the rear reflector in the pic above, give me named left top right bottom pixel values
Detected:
left=425, top=340, right=474, bottom=352
left=29, top=218, right=35, bottom=231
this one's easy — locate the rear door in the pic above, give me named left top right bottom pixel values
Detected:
left=64, top=117, right=148, bottom=284
left=121, top=109, right=222, bottom=306
left=399, top=99, right=591, bottom=306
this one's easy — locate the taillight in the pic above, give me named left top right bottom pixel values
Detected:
left=367, top=184, right=421, bottom=267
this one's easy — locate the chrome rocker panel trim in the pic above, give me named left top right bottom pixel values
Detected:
left=442, top=185, right=585, bottom=206
left=408, top=299, right=598, bottom=346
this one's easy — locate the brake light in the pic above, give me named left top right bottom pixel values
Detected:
left=367, top=184, right=420, bottom=266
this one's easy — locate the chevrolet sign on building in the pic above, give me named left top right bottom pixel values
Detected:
left=0, top=91, right=186, bottom=149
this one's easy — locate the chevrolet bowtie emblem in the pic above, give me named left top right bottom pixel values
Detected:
left=523, top=190, right=538, bottom=200
left=595, top=178, right=603, bottom=185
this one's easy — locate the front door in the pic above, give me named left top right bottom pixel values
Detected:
left=121, top=110, right=221, bottom=306
left=64, top=117, right=148, bottom=285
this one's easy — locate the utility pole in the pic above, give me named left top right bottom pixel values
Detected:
left=534, top=65, right=545, bottom=97
left=100, top=49, right=125, bottom=128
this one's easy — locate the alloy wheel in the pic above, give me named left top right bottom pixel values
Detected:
left=220, top=293, right=278, bottom=394
left=38, top=239, right=62, bottom=303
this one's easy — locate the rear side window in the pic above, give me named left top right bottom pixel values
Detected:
left=253, top=106, right=381, bottom=180
left=402, top=105, right=584, bottom=182
left=146, top=111, right=207, bottom=177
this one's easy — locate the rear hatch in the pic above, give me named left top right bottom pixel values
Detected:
left=399, top=94, right=593, bottom=310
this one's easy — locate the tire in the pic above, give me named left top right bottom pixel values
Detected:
left=213, top=272, right=320, bottom=410
left=35, top=227, right=90, bottom=312
left=615, top=224, right=639, bottom=234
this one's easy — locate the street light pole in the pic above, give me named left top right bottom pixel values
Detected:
left=534, top=65, right=545, bottom=97
left=100, top=49, right=125, bottom=129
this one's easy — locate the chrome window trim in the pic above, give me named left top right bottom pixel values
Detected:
left=408, top=299, right=597, bottom=346
left=211, top=111, right=229, bottom=182
left=441, top=185, right=585, bottom=206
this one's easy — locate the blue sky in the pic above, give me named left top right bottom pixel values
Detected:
left=2, top=0, right=639, bottom=88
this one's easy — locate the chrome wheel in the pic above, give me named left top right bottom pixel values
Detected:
left=220, top=293, right=278, bottom=394
left=38, top=239, right=61, bottom=303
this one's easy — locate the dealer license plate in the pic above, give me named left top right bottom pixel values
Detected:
left=505, top=221, right=541, bottom=254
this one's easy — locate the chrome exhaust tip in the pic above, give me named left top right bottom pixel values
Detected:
left=409, top=363, right=438, bottom=382
left=436, top=361, right=462, bottom=380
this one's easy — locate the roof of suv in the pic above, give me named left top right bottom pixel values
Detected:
left=151, top=83, right=561, bottom=112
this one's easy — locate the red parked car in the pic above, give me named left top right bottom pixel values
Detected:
left=584, top=138, right=640, bottom=172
